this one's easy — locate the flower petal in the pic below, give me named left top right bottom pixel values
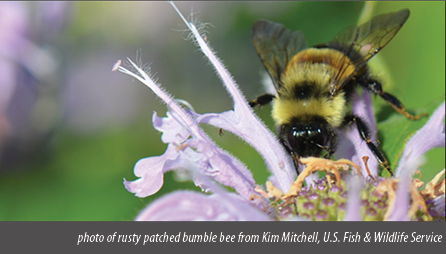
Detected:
left=135, top=190, right=271, bottom=221
left=343, top=176, right=363, bottom=221
left=153, top=111, right=190, bottom=144
left=432, top=194, right=445, bottom=219
left=187, top=137, right=259, bottom=199
left=119, top=61, right=258, bottom=199
left=386, top=159, right=414, bottom=221
left=170, top=3, right=295, bottom=192
left=193, top=110, right=296, bottom=191
left=124, top=144, right=179, bottom=197
left=396, top=102, right=445, bottom=176
left=337, top=91, right=379, bottom=178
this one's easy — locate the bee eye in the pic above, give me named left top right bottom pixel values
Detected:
left=315, top=127, right=329, bottom=147
left=287, top=125, right=329, bottom=152
left=288, top=126, right=302, bottom=148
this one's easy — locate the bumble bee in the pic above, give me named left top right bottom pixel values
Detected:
left=249, top=9, right=426, bottom=176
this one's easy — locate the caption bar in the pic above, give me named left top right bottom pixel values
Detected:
left=77, top=231, right=443, bottom=245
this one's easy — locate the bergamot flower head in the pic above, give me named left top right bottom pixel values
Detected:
left=114, top=2, right=445, bottom=221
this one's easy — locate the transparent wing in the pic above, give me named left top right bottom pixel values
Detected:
left=252, top=20, right=308, bottom=91
left=315, top=9, right=410, bottom=96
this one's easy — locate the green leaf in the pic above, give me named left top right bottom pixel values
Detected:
left=377, top=99, right=444, bottom=177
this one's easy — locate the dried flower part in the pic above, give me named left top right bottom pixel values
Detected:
left=420, top=169, right=445, bottom=221
left=372, top=175, right=435, bottom=221
left=255, top=157, right=359, bottom=201
left=421, top=169, right=445, bottom=200
left=362, top=156, right=376, bottom=181
left=285, top=157, right=361, bottom=199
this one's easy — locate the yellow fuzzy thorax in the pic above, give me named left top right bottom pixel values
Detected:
left=272, top=63, right=347, bottom=127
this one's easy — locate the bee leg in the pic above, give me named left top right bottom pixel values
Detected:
left=344, top=115, right=393, bottom=176
left=291, top=152, right=301, bottom=174
left=327, top=129, right=338, bottom=159
left=359, top=78, right=427, bottom=120
left=249, top=93, right=275, bottom=108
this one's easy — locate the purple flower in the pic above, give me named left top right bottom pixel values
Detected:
left=134, top=171, right=271, bottom=221
left=0, top=2, right=70, bottom=169
left=335, top=91, right=379, bottom=178
left=116, top=3, right=445, bottom=221
left=0, top=2, right=28, bottom=141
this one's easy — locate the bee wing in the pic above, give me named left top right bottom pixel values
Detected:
left=317, top=9, right=410, bottom=96
left=252, top=20, right=308, bottom=91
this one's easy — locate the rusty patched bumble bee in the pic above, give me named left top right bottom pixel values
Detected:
left=249, top=9, right=426, bottom=176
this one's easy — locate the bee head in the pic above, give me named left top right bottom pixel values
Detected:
left=279, top=119, right=336, bottom=159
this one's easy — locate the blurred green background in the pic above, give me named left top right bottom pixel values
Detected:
left=0, top=1, right=444, bottom=221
